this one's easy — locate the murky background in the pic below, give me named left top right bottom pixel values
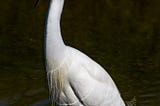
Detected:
left=0, top=0, right=160, bottom=106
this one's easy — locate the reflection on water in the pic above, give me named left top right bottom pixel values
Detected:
left=0, top=0, right=160, bottom=106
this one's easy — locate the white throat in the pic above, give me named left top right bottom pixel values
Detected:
left=45, top=0, right=66, bottom=69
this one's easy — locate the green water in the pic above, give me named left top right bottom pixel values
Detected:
left=0, top=0, right=160, bottom=106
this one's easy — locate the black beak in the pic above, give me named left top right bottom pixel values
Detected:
left=34, top=0, right=40, bottom=7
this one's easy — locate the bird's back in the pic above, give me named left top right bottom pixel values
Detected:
left=48, top=46, right=125, bottom=106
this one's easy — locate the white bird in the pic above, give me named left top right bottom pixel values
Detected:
left=37, top=0, right=126, bottom=105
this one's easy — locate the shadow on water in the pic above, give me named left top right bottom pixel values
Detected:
left=0, top=0, right=160, bottom=106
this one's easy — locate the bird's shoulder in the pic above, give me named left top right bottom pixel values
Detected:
left=65, top=46, right=114, bottom=83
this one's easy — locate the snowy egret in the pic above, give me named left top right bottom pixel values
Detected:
left=37, top=0, right=126, bottom=105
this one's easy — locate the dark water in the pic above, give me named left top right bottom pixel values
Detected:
left=0, top=0, right=160, bottom=106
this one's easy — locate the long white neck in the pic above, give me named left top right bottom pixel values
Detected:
left=45, top=0, right=66, bottom=68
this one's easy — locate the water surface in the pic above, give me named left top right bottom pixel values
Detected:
left=0, top=0, right=160, bottom=106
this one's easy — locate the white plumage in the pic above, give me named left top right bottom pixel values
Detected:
left=43, top=0, right=126, bottom=105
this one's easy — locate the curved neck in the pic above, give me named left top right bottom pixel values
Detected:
left=45, top=0, right=66, bottom=68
